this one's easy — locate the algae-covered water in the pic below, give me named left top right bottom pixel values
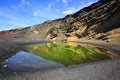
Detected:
left=1, top=42, right=120, bottom=72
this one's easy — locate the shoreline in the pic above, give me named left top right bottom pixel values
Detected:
left=1, top=59, right=120, bottom=80
left=0, top=38, right=120, bottom=80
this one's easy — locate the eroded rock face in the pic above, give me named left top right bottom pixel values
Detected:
left=0, top=0, right=120, bottom=40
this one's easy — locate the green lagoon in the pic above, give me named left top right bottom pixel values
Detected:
left=24, top=42, right=120, bottom=66
left=1, top=42, right=119, bottom=72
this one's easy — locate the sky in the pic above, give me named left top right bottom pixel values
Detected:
left=0, top=0, right=98, bottom=31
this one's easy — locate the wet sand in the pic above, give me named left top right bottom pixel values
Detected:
left=0, top=38, right=120, bottom=80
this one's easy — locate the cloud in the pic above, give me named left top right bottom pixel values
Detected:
left=19, top=0, right=32, bottom=7
left=26, top=1, right=32, bottom=6
left=19, top=0, right=25, bottom=7
left=56, top=9, right=60, bottom=13
left=62, top=0, right=98, bottom=15
left=10, top=5, right=16, bottom=9
left=62, top=0, right=67, bottom=4
left=12, top=22, right=27, bottom=27
left=33, top=10, right=40, bottom=17
left=62, top=7, right=79, bottom=15
left=0, top=11, right=17, bottom=19
left=32, top=8, right=60, bottom=20
left=47, top=4, right=52, bottom=9
left=0, top=11, right=30, bottom=30
left=47, top=1, right=59, bottom=10
left=0, top=29, right=2, bottom=31
left=62, top=0, right=67, bottom=6
left=10, top=0, right=32, bottom=9
left=79, top=0, right=97, bottom=9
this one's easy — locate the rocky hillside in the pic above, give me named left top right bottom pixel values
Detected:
left=0, top=0, right=120, bottom=41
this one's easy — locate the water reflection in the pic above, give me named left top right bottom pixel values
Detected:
left=24, top=42, right=120, bottom=66
left=2, top=51, right=64, bottom=71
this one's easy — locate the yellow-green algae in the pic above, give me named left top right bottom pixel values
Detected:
left=23, top=42, right=120, bottom=66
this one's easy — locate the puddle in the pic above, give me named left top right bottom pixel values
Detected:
left=0, top=42, right=120, bottom=72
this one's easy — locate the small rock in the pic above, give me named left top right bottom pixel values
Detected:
left=3, top=64, right=8, bottom=67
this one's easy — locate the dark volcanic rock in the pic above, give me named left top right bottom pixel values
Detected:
left=0, top=0, right=120, bottom=40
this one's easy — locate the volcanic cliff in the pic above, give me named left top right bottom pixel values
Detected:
left=0, top=0, right=120, bottom=41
